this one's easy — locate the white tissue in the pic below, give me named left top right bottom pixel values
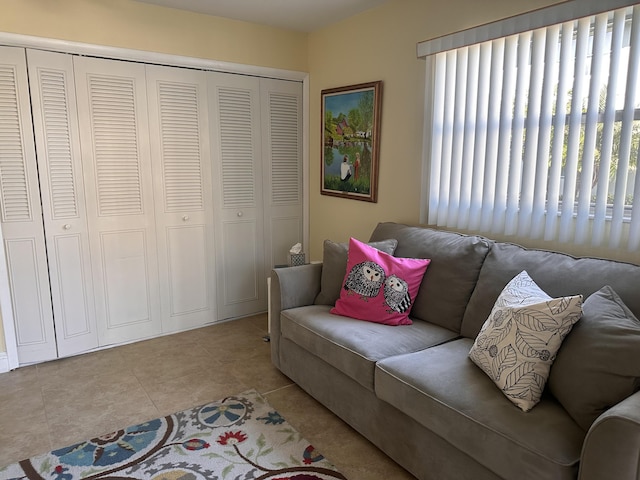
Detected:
left=289, top=243, right=302, bottom=254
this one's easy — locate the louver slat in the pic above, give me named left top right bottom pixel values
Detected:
left=88, top=76, right=143, bottom=216
left=218, top=88, right=255, bottom=208
left=158, top=82, right=203, bottom=211
left=39, top=69, right=79, bottom=219
left=269, top=93, right=300, bottom=205
left=0, top=66, right=31, bottom=222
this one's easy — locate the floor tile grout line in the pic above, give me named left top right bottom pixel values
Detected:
left=262, top=383, right=296, bottom=397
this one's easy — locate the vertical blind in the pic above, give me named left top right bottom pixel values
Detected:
left=423, top=4, right=640, bottom=250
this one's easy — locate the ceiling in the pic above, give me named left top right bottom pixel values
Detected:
left=135, top=0, right=389, bottom=32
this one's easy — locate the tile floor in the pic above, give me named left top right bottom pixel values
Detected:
left=0, top=314, right=416, bottom=480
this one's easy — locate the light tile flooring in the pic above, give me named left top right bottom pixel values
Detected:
left=0, top=314, right=415, bottom=480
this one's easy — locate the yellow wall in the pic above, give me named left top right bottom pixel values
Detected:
left=307, top=0, right=640, bottom=266
left=0, top=0, right=308, bottom=71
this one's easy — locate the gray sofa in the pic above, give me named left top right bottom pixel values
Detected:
left=269, top=222, right=640, bottom=480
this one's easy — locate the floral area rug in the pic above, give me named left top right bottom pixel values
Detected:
left=0, top=389, right=347, bottom=480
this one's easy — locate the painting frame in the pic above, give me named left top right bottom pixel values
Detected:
left=321, top=81, right=382, bottom=203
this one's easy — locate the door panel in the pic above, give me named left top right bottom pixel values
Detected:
left=51, top=234, right=93, bottom=338
left=74, top=56, right=161, bottom=346
left=5, top=239, right=51, bottom=349
left=0, top=46, right=57, bottom=364
left=146, top=65, right=216, bottom=333
left=27, top=49, right=98, bottom=357
left=222, top=220, right=260, bottom=304
left=260, top=79, right=304, bottom=269
left=100, top=230, right=153, bottom=329
left=166, top=225, right=209, bottom=315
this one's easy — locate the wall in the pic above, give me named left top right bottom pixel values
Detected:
left=0, top=0, right=308, bottom=71
left=306, top=0, right=639, bottom=267
left=0, top=0, right=308, bottom=356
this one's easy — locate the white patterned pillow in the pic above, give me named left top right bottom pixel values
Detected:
left=468, top=271, right=583, bottom=412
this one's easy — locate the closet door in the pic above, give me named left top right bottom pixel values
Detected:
left=0, top=46, right=57, bottom=364
left=209, top=73, right=266, bottom=320
left=74, top=56, right=161, bottom=346
left=146, top=65, right=216, bottom=333
left=261, top=79, right=303, bottom=269
left=27, top=49, right=98, bottom=357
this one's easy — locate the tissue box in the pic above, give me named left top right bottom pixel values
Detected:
left=288, top=253, right=306, bottom=266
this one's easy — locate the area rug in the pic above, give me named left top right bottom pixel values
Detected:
left=0, top=389, right=347, bottom=480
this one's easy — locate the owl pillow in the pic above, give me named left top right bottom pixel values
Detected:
left=330, top=237, right=431, bottom=326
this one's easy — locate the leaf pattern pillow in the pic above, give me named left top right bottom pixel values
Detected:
left=468, top=271, right=583, bottom=412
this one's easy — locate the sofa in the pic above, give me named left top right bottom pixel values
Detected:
left=269, top=222, right=640, bottom=480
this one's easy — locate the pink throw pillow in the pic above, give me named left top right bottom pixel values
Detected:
left=330, top=237, right=431, bottom=326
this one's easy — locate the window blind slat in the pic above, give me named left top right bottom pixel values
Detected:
left=428, top=53, right=446, bottom=224
left=458, top=45, right=479, bottom=229
left=492, top=35, right=518, bottom=235
left=480, top=38, right=504, bottom=232
left=531, top=25, right=560, bottom=238
left=436, top=51, right=457, bottom=225
left=447, top=48, right=468, bottom=228
left=544, top=21, right=576, bottom=241
left=559, top=18, right=591, bottom=242
left=592, top=9, right=626, bottom=245
left=610, top=5, right=640, bottom=248
left=576, top=13, right=610, bottom=243
left=505, top=32, right=531, bottom=235
left=469, top=42, right=492, bottom=231
left=519, top=28, right=547, bottom=237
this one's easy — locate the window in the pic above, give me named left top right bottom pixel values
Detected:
left=420, top=1, right=640, bottom=250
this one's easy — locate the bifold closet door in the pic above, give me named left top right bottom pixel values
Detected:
left=27, top=49, right=99, bottom=357
left=145, top=65, right=216, bottom=333
left=209, top=73, right=266, bottom=320
left=73, top=56, right=162, bottom=346
left=260, top=78, right=303, bottom=269
left=0, top=46, right=57, bottom=364
left=209, top=73, right=303, bottom=320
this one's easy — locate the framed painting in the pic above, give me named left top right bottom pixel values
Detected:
left=321, top=81, right=382, bottom=202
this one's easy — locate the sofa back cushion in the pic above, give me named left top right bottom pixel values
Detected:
left=461, top=241, right=640, bottom=338
left=369, top=223, right=491, bottom=333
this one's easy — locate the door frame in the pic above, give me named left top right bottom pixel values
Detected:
left=0, top=31, right=310, bottom=370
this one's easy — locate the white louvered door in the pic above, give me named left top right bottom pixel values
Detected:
left=0, top=46, right=303, bottom=365
left=27, top=49, right=98, bottom=357
left=146, top=65, right=216, bottom=332
left=74, top=56, right=162, bottom=346
left=209, top=73, right=266, bottom=320
left=0, top=46, right=57, bottom=364
left=261, top=78, right=303, bottom=269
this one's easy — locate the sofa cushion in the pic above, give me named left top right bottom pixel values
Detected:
left=548, top=285, right=640, bottom=430
left=280, top=304, right=458, bottom=391
left=314, top=238, right=398, bottom=306
left=461, top=241, right=640, bottom=338
left=369, top=222, right=491, bottom=332
left=469, top=271, right=582, bottom=411
left=330, top=238, right=430, bottom=326
left=376, top=339, right=584, bottom=480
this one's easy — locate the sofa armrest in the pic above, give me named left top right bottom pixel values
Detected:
left=269, top=263, right=322, bottom=369
left=579, top=390, right=640, bottom=480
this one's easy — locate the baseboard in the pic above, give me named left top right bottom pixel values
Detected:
left=0, top=352, right=8, bottom=373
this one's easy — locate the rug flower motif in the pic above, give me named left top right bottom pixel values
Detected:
left=0, top=390, right=346, bottom=480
